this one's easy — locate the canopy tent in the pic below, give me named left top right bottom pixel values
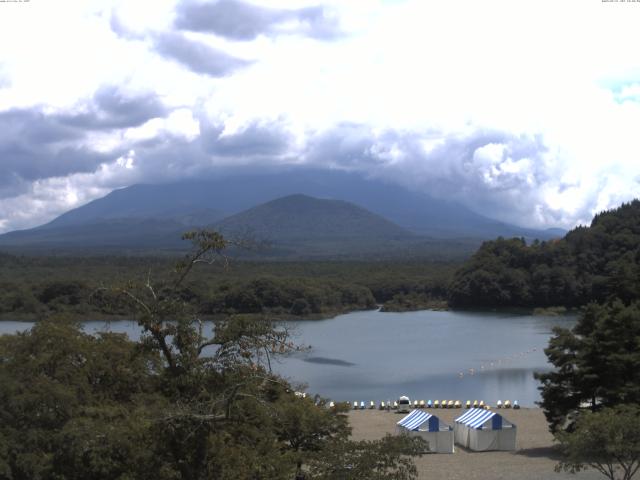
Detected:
left=396, top=410, right=454, bottom=454
left=454, top=408, right=516, bottom=451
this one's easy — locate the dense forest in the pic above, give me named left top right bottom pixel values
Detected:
left=3, top=200, right=639, bottom=321
left=448, top=200, right=640, bottom=308
left=0, top=254, right=456, bottom=320
left=2, top=203, right=640, bottom=477
left=0, top=232, right=426, bottom=479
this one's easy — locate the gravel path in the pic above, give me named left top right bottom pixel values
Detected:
left=348, top=408, right=605, bottom=480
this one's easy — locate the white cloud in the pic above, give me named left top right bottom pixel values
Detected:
left=0, top=160, right=134, bottom=231
left=0, top=0, right=639, bottom=233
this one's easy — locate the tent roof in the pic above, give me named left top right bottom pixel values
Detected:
left=455, top=408, right=512, bottom=430
left=397, top=410, right=444, bottom=431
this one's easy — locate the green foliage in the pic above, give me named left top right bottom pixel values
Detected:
left=307, top=434, right=426, bottom=480
left=449, top=200, right=640, bottom=308
left=0, top=254, right=457, bottom=320
left=208, top=277, right=376, bottom=317
left=0, top=316, right=162, bottom=480
left=555, top=405, right=640, bottom=480
left=0, top=231, right=425, bottom=479
left=536, top=300, right=640, bottom=432
left=380, top=292, right=448, bottom=312
left=36, top=281, right=89, bottom=306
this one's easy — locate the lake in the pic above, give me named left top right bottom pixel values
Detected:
left=0, top=309, right=575, bottom=406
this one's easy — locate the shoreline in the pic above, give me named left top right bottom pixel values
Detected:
left=0, top=303, right=581, bottom=323
left=348, top=408, right=601, bottom=480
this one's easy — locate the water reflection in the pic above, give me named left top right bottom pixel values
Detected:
left=0, top=310, right=575, bottom=406
left=275, top=309, right=575, bottom=406
left=302, top=356, right=356, bottom=367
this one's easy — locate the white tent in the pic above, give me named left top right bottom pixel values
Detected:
left=454, top=408, right=516, bottom=451
left=396, top=410, right=454, bottom=454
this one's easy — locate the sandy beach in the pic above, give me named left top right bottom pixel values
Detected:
left=348, top=408, right=604, bottom=480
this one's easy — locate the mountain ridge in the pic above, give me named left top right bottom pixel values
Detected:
left=215, top=194, right=414, bottom=241
left=34, top=169, right=563, bottom=239
left=0, top=169, right=565, bottom=257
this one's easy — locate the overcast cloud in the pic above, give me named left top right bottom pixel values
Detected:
left=174, top=0, right=342, bottom=40
left=153, top=32, right=252, bottom=76
left=0, top=0, right=639, bottom=233
left=57, top=86, right=167, bottom=130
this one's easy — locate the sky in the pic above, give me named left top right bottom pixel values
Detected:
left=0, top=0, right=639, bottom=233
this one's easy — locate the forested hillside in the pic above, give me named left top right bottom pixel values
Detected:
left=448, top=200, right=640, bottom=308
left=0, top=191, right=481, bottom=260
left=25, top=169, right=564, bottom=240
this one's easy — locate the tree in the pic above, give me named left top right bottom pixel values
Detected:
left=307, top=434, right=427, bottom=480
left=448, top=200, right=640, bottom=309
left=0, top=315, right=162, bottom=480
left=536, top=300, right=640, bottom=432
left=103, top=230, right=344, bottom=478
left=0, top=230, right=425, bottom=479
left=555, top=405, right=640, bottom=480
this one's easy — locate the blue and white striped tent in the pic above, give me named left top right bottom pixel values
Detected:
left=454, top=408, right=516, bottom=451
left=396, top=410, right=454, bottom=453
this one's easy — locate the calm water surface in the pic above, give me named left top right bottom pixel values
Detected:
left=278, top=309, right=575, bottom=406
left=0, top=310, right=575, bottom=406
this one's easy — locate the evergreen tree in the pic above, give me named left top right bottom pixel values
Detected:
left=536, top=300, right=640, bottom=432
left=449, top=200, right=640, bottom=309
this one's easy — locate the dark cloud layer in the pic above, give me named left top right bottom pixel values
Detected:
left=174, top=0, right=342, bottom=41
left=200, top=120, right=291, bottom=157
left=301, top=123, right=564, bottom=226
left=0, top=101, right=570, bottom=231
left=123, top=119, right=558, bottom=228
left=108, top=120, right=293, bottom=188
left=110, top=1, right=339, bottom=82
left=0, top=114, right=114, bottom=196
left=305, top=123, right=389, bottom=168
left=0, top=109, right=81, bottom=145
left=0, top=110, right=293, bottom=193
left=0, top=141, right=111, bottom=189
left=0, top=86, right=167, bottom=195
left=154, top=32, right=252, bottom=76
left=57, top=86, right=167, bottom=130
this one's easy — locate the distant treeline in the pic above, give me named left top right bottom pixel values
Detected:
left=448, top=200, right=640, bottom=308
left=10, top=200, right=636, bottom=319
left=0, top=255, right=457, bottom=319
left=5, top=200, right=639, bottom=319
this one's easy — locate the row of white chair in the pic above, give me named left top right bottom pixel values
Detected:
left=325, top=399, right=521, bottom=410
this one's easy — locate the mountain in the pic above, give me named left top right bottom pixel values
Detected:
left=213, top=194, right=423, bottom=258
left=0, top=168, right=564, bottom=256
left=216, top=194, right=412, bottom=241
left=0, top=193, right=468, bottom=259
left=35, top=168, right=562, bottom=238
left=0, top=218, right=187, bottom=252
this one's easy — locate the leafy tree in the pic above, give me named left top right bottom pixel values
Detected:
left=536, top=300, right=640, bottom=432
left=555, top=405, right=640, bottom=480
left=290, top=298, right=312, bottom=315
left=0, top=251, right=456, bottom=320
left=0, top=230, right=425, bottom=479
left=0, top=316, right=162, bottom=480
left=307, top=434, right=426, bottom=480
left=449, top=200, right=640, bottom=308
